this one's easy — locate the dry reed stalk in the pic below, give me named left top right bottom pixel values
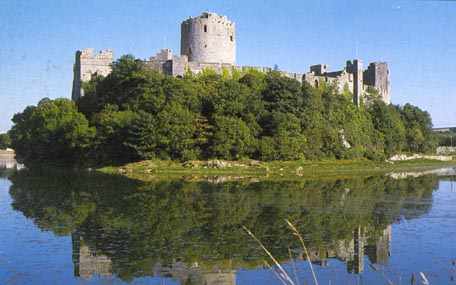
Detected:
left=285, top=219, right=319, bottom=285
left=243, top=226, right=295, bottom=285
left=264, top=260, right=290, bottom=285
left=288, top=247, right=301, bottom=285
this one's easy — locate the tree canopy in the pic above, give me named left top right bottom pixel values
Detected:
left=9, top=54, right=438, bottom=165
left=9, top=98, right=95, bottom=164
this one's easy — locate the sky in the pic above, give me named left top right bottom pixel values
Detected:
left=1, top=0, right=456, bottom=131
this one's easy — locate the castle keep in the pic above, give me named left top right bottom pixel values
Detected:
left=72, top=12, right=391, bottom=104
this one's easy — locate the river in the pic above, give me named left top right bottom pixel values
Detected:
left=0, top=166, right=455, bottom=284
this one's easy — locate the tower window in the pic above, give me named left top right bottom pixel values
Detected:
left=204, top=25, right=207, bottom=32
left=230, top=35, right=233, bottom=41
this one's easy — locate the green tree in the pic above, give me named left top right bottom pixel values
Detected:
left=368, top=100, right=406, bottom=156
left=262, top=71, right=303, bottom=116
left=10, top=98, right=95, bottom=164
left=399, top=103, right=437, bottom=153
left=154, top=102, right=197, bottom=160
left=0, top=132, right=12, bottom=149
left=78, top=55, right=153, bottom=117
left=259, top=111, right=306, bottom=160
left=92, top=105, right=139, bottom=164
left=209, top=115, right=256, bottom=160
left=301, top=81, right=334, bottom=159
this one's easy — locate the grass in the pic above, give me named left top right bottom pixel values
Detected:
left=98, top=157, right=456, bottom=181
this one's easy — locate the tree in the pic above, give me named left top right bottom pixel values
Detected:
left=209, top=115, right=256, bottom=160
left=153, top=102, right=197, bottom=160
left=262, top=71, right=303, bottom=116
left=9, top=98, right=95, bottom=164
left=368, top=101, right=406, bottom=156
left=0, top=132, right=12, bottom=149
left=259, top=111, right=306, bottom=160
left=399, top=103, right=437, bottom=153
left=91, top=105, right=139, bottom=164
left=78, top=55, right=152, bottom=117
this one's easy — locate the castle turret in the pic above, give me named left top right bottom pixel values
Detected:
left=181, top=12, right=236, bottom=65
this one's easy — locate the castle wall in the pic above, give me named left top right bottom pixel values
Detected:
left=310, top=64, right=328, bottom=76
left=72, top=13, right=390, bottom=106
left=181, top=12, right=236, bottom=65
left=281, top=71, right=303, bottom=83
left=303, top=59, right=393, bottom=105
left=303, top=70, right=349, bottom=92
left=335, top=71, right=354, bottom=94
left=71, top=48, right=114, bottom=101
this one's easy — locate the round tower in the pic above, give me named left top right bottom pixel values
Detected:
left=181, top=12, right=236, bottom=65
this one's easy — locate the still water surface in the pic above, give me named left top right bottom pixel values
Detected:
left=0, top=166, right=455, bottom=284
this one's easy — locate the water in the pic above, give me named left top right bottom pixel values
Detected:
left=0, top=167, right=455, bottom=284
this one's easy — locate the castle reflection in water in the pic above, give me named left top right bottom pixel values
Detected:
left=71, top=225, right=391, bottom=283
left=308, top=225, right=391, bottom=274
left=0, top=159, right=24, bottom=171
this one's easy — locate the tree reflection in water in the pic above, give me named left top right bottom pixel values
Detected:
left=8, top=168, right=439, bottom=283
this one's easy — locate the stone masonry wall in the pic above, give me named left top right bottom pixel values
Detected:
left=72, top=48, right=114, bottom=101
left=364, top=62, right=391, bottom=104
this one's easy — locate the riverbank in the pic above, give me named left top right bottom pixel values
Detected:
left=99, top=157, right=456, bottom=180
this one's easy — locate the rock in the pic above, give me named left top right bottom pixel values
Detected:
left=214, top=160, right=226, bottom=168
left=249, top=160, right=261, bottom=166
left=296, top=166, right=303, bottom=176
left=205, top=159, right=227, bottom=168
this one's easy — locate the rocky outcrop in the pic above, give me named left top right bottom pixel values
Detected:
left=388, top=154, right=452, bottom=162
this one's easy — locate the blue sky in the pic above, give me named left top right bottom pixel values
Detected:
left=1, top=0, right=456, bottom=131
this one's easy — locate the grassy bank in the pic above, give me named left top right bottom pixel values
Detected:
left=99, top=157, right=456, bottom=180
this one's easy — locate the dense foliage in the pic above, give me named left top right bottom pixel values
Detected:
left=9, top=55, right=437, bottom=164
left=0, top=132, right=11, bottom=149
left=436, top=127, right=456, bottom=147
left=9, top=98, right=95, bottom=164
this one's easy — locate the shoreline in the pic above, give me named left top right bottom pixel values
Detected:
left=98, top=157, right=456, bottom=180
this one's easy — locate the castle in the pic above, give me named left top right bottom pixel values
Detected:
left=72, top=12, right=391, bottom=105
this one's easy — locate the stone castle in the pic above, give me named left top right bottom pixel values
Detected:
left=72, top=12, right=391, bottom=105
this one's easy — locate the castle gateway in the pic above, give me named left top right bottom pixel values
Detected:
left=72, top=12, right=391, bottom=105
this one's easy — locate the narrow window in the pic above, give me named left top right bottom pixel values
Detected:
left=230, top=35, right=233, bottom=41
left=204, top=25, right=207, bottom=32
